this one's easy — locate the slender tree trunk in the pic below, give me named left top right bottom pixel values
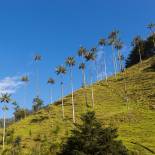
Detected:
left=82, top=69, right=86, bottom=87
left=35, top=63, right=40, bottom=96
left=70, top=68, right=75, bottom=123
left=24, top=83, right=28, bottom=118
left=3, top=109, right=6, bottom=150
left=117, top=50, right=123, bottom=72
left=61, top=81, right=65, bottom=119
left=112, top=45, right=117, bottom=78
left=103, top=51, right=108, bottom=81
left=138, top=47, right=142, bottom=64
left=95, top=60, right=98, bottom=81
left=90, top=74, right=95, bottom=109
left=82, top=69, right=88, bottom=107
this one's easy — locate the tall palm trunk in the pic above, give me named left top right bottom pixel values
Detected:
left=35, top=63, right=40, bottom=96
left=103, top=51, right=108, bottom=81
left=61, top=80, right=65, bottom=119
left=138, top=47, right=142, bottom=64
left=82, top=69, right=86, bottom=87
left=90, top=73, right=95, bottom=109
left=24, top=83, right=28, bottom=118
left=95, top=60, right=98, bottom=81
left=3, top=108, right=6, bottom=150
left=70, top=68, right=75, bottom=123
left=117, top=50, right=123, bottom=72
left=82, top=69, right=88, bottom=107
left=112, top=45, right=117, bottom=78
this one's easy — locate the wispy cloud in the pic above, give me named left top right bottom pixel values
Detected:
left=0, top=76, right=24, bottom=94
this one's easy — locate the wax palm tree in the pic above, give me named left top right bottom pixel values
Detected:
left=34, top=53, right=42, bottom=96
left=21, top=76, right=29, bottom=108
left=0, top=93, right=11, bottom=150
left=55, top=65, right=66, bottom=119
left=84, top=51, right=96, bottom=109
left=108, top=30, right=119, bottom=77
left=66, top=57, right=76, bottom=123
left=79, top=63, right=86, bottom=87
left=119, top=54, right=125, bottom=72
left=114, top=39, right=124, bottom=72
left=32, top=96, right=43, bottom=112
left=78, top=63, right=88, bottom=108
left=131, top=36, right=144, bottom=64
left=47, top=78, right=55, bottom=103
left=98, top=38, right=108, bottom=80
left=147, top=23, right=155, bottom=47
left=90, top=47, right=99, bottom=81
left=78, top=46, right=87, bottom=59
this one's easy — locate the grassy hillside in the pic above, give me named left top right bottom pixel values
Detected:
left=1, top=56, right=155, bottom=154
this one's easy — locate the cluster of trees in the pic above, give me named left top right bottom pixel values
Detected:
left=126, top=23, right=155, bottom=67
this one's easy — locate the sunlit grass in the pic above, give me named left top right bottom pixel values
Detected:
left=0, top=56, right=155, bottom=154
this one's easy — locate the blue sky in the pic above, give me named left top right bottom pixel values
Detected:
left=0, top=0, right=154, bottom=118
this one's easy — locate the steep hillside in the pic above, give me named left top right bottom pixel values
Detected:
left=1, top=56, right=155, bottom=154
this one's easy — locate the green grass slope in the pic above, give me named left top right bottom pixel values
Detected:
left=1, top=56, right=155, bottom=154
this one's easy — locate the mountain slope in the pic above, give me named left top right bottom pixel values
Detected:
left=1, top=56, right=155, bottom=154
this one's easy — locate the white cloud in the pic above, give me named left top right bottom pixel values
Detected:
left=0, top=76, right=24, bottom=94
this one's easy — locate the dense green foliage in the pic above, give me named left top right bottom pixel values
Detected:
left=58, top=112, right=128, bottom=155
left=126, top=34, right=155, bottom=67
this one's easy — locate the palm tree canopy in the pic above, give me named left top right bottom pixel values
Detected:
left=65, top=57, right=76, bottom=67
left=77, top=46, right=87, bottom=57
left=34, top=54, right=42, bottom=61
left=114, top=39, right=123, bottom=50
left=98, top=38, right=106, bottom=46
left=108, top=30, right=119, bottom=45
left=0, top=93, right=11, bottom=103
left=79, top=63, right=85, bottom=70
left=90, top=47, right=97, bottom=53
left=55, top=65, right=66, bottom=75
left=21, top=76, right=29, bottom=82
left=84, top=51, right=96, bottom=61
left=47, top=78, right=55, bottom=84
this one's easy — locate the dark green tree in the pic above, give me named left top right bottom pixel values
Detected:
left=126, top=35, right=155, bottom=68
left=58, top=111, right=128, bottom=155
left=147, top=23, right=155, bottom=47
